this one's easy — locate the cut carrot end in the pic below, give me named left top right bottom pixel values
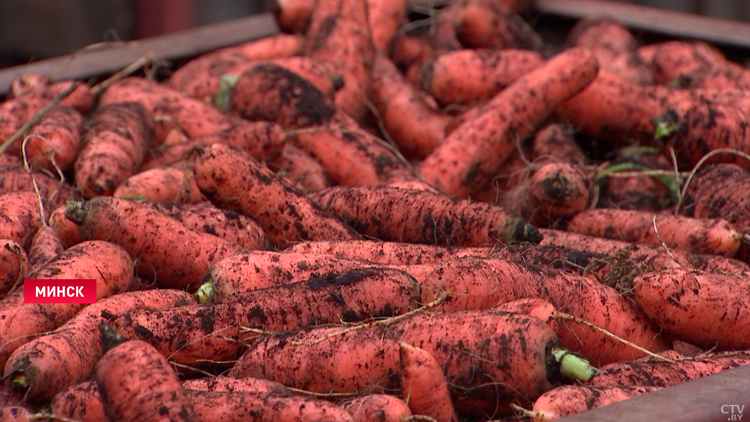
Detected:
left=194, top=281, right=216, bottom=304
left=552, top=348, right=597, bottom=382
left=11, top=373, right=29, bottom=389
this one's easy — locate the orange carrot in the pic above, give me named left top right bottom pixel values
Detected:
left=50, top=381, right=106, bottom=422
left=304, top=0, right=375, bottom=120
left=531, top=123, right=586, bottom=167
left=181, top=377, right=291, bottom=394
left=649, top=40, right=726, bottom=86
left=399, top=342, right=458, bottom=422
left=419, top=47, right=599, bottom=198
left=569, top=16, right=654, bottom=85
left=597, top=147, right=671, bottom=212
left=0, top=165, right=80, bottom=209
left=568, top=209, right=742, bottom=257
left=0, top=241, right=133, bottom=370
left=309, top=185, right=542, bottom=246
left=0, top=406, right=36, bottom=422
left=65, top=197, right=246, bottom=291
left=4, top=290, right=195, bottom=402
left=526, top=385, right=661, bottom=421
left=74, top=102, right=154, bottom=198
left=0, top=192, right=43, bottom=250
left=113, top=167, right=207, bottom=204
left=48, top=206, right=81, bottom=248
left=368, top=0, right=408, bottom=51
left=423, top=49, right=546, bottom=107
left=230, top=310, right=563, bottom=418
left=193, top=143, right=357, bottom=248
left=267, top=143, right=330, bottom=191
left=95, top=324, right=201, bottom=422
left=493, top=298, right=560, bottom=335
left=22, top=105, right=83, bottom=173
left=0, top=240, right=27, bottom=296
left=223, top=33, right=305, bottom=60
left=26, top=225, right=64, bottom=275
left=389, top=30, right=437, bottom=86
left=368, top=52, right=450, bottom=158
left=343, top=394, right=412, bottom=422
left=444, top=0, right=544, bottom=51
left=634, top=268, right=750, bottom=350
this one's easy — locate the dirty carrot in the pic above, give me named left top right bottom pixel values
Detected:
left=113, top=167, right=207, bottom=204
left=343, top=394, right=412, bottom=422
left=399, top=341, right=458, bottom=422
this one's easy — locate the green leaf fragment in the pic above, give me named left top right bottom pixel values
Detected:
left=215, top=74, right=240, bottom=112
left=553, top=348, right=597, bottom=382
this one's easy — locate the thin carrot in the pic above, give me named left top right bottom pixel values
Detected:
left=22, top=105, right=83, bottom=173
left=368, top=0, right=408, bottom=51
left=48, top=206, right=81, bottom=248
left=26, top=225, right=65, bottom=275
left=399, top=342, right=458, bottom=422
left=215, top=33, right=305, bottom=60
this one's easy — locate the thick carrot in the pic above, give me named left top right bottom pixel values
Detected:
left=50, top=381, right=106, bottom=422
left=0, top=165, right=80, bottom=209
left=95, top=324, right=201, bottom=422
left=527, top=385, right=661, bottom=421
left=399, top=342, right=458, bottom=422
left=141, top=121, right=286, bottom=170
left=419, top=47, right=599, bottom=198
left=368, top=52, right=451, bottom=159
left=444, top=0, right=544, bottom=51
left=267, top=143, right=330, bottom=192
left=368, top=0, right=408, bottom=51
left=26, top=225, right=64, bottom=275
left=569, top=16, right=654, bottom=85
left=284, top=240, right=494, bottom=265
left=309, top=185, right=542, bottom=247
left=114, top=268, right=421, bottom=368
left=0, top=192, right=43, bottom=250
left=422, top=49, right=546, bottom=107
left=113, top=167, right=207, bottom=204
left=343, top=394, right=412, bottom=422
left=48, top=206, right=81, bottom=248
left=8, top=73, right=50, bottom=99
left=193, top=143, right=357, bottom=248
left=634, top=268, right=750, bottom=350
left=0, top=240, right=27, bottom=296
left=230, top=310, right=562, bottom=418
left=588, top=353, right=750, bottom=387
left=145, top=201, right=270, bottom=251
left=649, top=41, right=726, bottom=86
left=4, top=290, right=195, bottom=402
left=22, top=105, right=83, bottom=173
left=0, top=241, right=133, bottom=370
left=567, top=209, right=742, bottom=257
left=304, top=0, right=375, bottom=121
left=65, top=197, right=246, bottom=291
left=502, top=162, right=593, bottom=228
left=74, top=102, right=154, bottom=198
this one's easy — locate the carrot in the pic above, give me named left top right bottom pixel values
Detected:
left=26, top=225, right=64, bottom=275
left=273, top=0, right=315, bottom=34
left=114, top=268, right=421, bottom=369
left=444, top=0, right=544, bottom=51
left=193, top=143, right=357, bottom=248
left=309, top=185, right=543, bottom=247
left=0, top=241, right=133, bottom=370
left=588, top=353, right=750, bottom=387
left=99, top=77, right=259, bottom=146
left=493, top=298, right=560, bottom=335
left=141, top=121, right=286, bottom=170
left=0, top=165, right=80, bottom=209
left=304, top=0, right=375, bottom=121
left=200, top=251, right=368, bottom=301
left=74, top=102, right=154, bottom=198
left=569, top=16, right=654, bottom=85
left=368, top=52, right=451, bottom=159
left=95, top=323, right=201, bottom=422
left=399, top=342, right=458, bottom=422
left=524, top=385, right=661, bottom=421
left=48, top=206, right=81, bottom=248
left=21, top=105, right=83, bottom=173
left=389, top=30, right=437, bottom=87
left=422, top=49, right=546, bottom=107
left=50, top=381, right=106, bottom=422
left=284, top=240, right=494, bottom=265
left=502, top=162, right=593, bottom=228
left=267, top=143, right=330, bottom=191
left=597, top=147, right=671, bottom=212
left=419, top=47, right=599, bottom=198
left=65, top=197, right=246, bottom=291
left=0, top=192, right=43, bottom=250
left=531, top=124, right=586, bottom=167
left=144, top=201, right=270, bottom=251
left=634, top=268, right=750, bottom=350
left=4, top=290, right=195, bottom=402
left=368, top=0, right=408, bottom=52
left=0, top=240, right=27, bottom=296
left=113, top=167, right=207, bottom=204
left=8, top=73, right=50, bottom=99
left=221, top=33, right=305, bottom=60
left=181, top=377, right=291, bottom=394
left=684, top=164, right=750, bottom=263
left=230, top=310, right=564, bottom=418
left=649, top=41, right=726, bottom=86
left=568, top=209, right=742, bottom=257
left=0, top=406, right=37, bottom=422
left=343, top=394, right=412, bottom=422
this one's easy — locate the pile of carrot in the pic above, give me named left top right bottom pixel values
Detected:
left=3, top=1, right=750, bottom=421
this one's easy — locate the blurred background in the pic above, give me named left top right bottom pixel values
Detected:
left=0, top=0, right=748, bottom=68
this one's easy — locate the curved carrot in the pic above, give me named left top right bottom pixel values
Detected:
left=343, top=394, right=412, bottom=422
left=528, top=385, right=661, bottom=421
left=23, top=105, right=83, bottom=173
left=419, top=47, right=599, bottom=198
left=650, top=40, right=726, bottom=86
left=399, top=342, right=458, bottom=422
left=26, top=225, right=65, bottom=275
left=444, top=0, right=543, bottom=51
left=48, top=206, right=81, bottom=248
left=113, top=167, right=207, bottom=204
